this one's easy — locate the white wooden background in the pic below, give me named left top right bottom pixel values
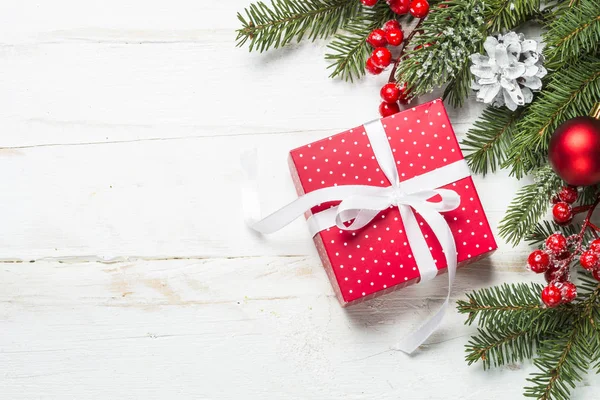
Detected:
left=1, top=2, right=598, bottom=399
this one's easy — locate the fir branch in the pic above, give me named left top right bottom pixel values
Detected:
left=525, top=320, right=593, bottom=400
left=499, top=166, right=563, bottom=246
left=462, top=106, right=523, bottom=176
left=325, top=3, right=394, bottom=81
left=525, top=285, right=600, bottom=400
left=395, top=0, right=488, bottom=107
left=465, top=327, right=539, bottom=369
left=502, top=56, right=600, bottom=179
left=459, top=283, right=575, bottom=370
left=544, top=0, right=600, bottom=69
left=458, top=283, right=545, bottom=327
left=236, top=0, right=361, bottom=52
left=484, top=0, right=542, bottom=34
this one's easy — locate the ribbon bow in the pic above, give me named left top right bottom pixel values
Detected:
left=244, top=118, right=471, bottom=354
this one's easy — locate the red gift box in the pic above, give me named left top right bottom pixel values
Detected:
left=287, top=99, right=497, bottom=306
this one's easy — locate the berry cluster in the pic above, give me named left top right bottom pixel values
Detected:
left=526, top=186, right=600, bottom=308
left=365, top=20, right=404, bottom=75
left=361, top=1, right=431, bottom=118
left=360, top=0, right=430, bottom=18
left=364, top=20, right=411, bottom=117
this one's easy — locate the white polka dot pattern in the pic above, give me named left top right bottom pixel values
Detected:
left=288, top=99, right=498, bottom=305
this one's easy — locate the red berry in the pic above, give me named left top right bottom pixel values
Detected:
left=371, top=47, right=392, bottom=68
left=367, top=29, right=387, bottom=48
left=560, top=281, right=577, bottom=303
left=580, top=250, right=599, bottom=271
left=544, top=266, right=566, bottom=283
left=545, top=233, right=567, bottom=255
left=388, top=0, right=410, bottom=15
left=409, top=0, right=430, bottom=18
left=365, top=57, right=384, bottom=75
left=550, top=195, right=560, bottom=204
left=552, top=202, right=573, bottom=225
left=380, top=83, right=401, bottom=103
left=385, top=28, right=404, bottom=46
left=589, top=239, right=600, bottom=253
left=379, top=101, right=400, bottom=117
left=541, top=284, right=563, bottom=307
left=382, top=19, right=401, bottom=33
left=360, top=0, right=378, bottom=6
left=527, top=249, right=550, bottom=273
left=593, top=269, right=600, bottom=281
left=558, top=186, right=578, bottom=204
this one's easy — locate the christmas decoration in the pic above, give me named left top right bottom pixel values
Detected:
left=235, top=0, right=600, bottom=396
left=246, top=99, right=497, bottom=353
left=470, top=32, right=545, bottom=111
left=459, top=184, right=600, bottom=400
left=548, top=108, right=600, bottom=187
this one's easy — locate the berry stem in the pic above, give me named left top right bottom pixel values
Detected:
left=387, top=19, right=424, bottom=84
left=572, top=205, right=593, bottom=215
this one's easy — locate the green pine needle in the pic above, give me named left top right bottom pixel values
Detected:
left=498, top=166, right=563, bottom=246
left=236, top=0, right=361, bottom=52
left=459, top=275, right=600, bottom=400
left=544, top=0, right=600, bottom=69
left=325, top=3, right=394, bottom=82
left=462, top=106, right=523, bottom=176
left=484, top=0, right=542, bottom=34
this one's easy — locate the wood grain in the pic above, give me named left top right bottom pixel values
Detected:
left=1, top=2, right=596, bottom=399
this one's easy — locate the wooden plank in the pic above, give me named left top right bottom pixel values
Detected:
left=5, top=258, right=594, bottom=400
left=0, top=132, right=527, bottom=260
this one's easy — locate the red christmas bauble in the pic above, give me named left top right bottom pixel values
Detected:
left=548, top=116, right=600, bottom=186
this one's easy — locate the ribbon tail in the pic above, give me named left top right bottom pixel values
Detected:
left=392, top=205, right=457, bottom=354
left=241, top=150, right=387, bottom=234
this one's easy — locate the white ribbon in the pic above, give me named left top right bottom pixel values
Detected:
left=244, top=119, right=470, bottom=354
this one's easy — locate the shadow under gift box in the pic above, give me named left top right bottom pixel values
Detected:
left=288, top=99, right=498, bottom=306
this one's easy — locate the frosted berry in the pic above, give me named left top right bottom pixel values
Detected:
left=580, top=250, right=599, bottom=271
left=552, top=202, right=573, bottom=225
left=409, top=0, right=430, bottom=18
left=593, top=269, right=600, bottom=281
left=367, top=29, right=387, bottom=48
left=380, top=83, right=401, bottom=103
left=541, top=284, right=562, bottom=307
left=360, top=0, right=378, bottom=6
left=527, top=249, right=550, bottom=273
left=589, top=239, right=600, bottom=253
left=388, top=0, right=410, bottom=15
left=385, top=28, right=404, bottom=46
left=382, top=19, right=401, bottom=33
left=544, top=266, right=566, bottom=283
left=561, top=281, right=577, bottom=303
left=365, top=57, right=384, bottom=75
left=371, top=47, right=392, bottom=68
left=379, top=101, right=400, bottom=117
left=545, top=233, right=567, bottom=255
left=558, top=186, right=578, bottom=204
